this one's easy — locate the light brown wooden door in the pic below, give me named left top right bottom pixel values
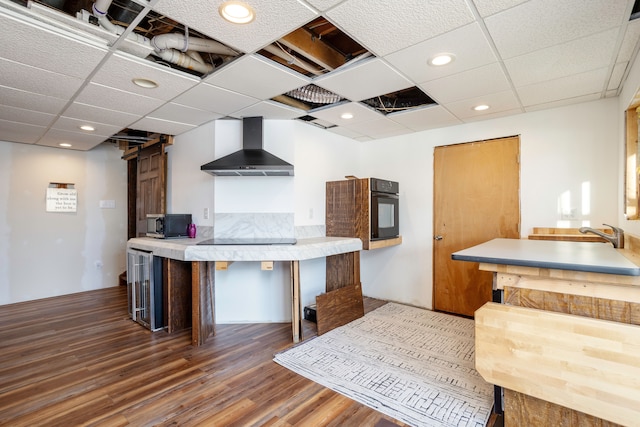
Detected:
left=433, top=136, right=520, bottom=316
left=136, top=144, right=166, bottom=237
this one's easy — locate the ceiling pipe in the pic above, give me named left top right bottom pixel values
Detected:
left=262, top=43, right=324, bottom=76
left=151, top=33, right=238, bottom=56
left=154, top=49, right=213, bottom=74
left=90, top=0, right=232, bottom=75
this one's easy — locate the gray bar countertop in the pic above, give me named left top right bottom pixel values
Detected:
left=452, top=238, right=640, bottom=276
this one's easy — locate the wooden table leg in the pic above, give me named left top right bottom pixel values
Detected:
left=290, top=260, right=302, bottom=343
left=191, top=261, right=216, bottom=346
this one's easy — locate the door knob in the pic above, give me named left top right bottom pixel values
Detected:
left=434, top=235, right=443, bottom=240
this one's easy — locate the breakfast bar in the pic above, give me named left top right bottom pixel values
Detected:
left=453, top=237, right=640, bottom=426
left=127, top=236, right=362, bottom=346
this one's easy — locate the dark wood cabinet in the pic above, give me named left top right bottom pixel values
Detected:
left=326, top=178, right=370, bottom=247
left=326, top=178, right=401, bottom=250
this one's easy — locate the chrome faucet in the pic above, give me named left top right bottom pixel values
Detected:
left=579, top=223, right=624, bottom=248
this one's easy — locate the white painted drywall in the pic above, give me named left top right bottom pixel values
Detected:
left=0, top=141, right=127, bottom=304
left=359, top=98, right=620, bottom=310
left=167, top=119, right=363, bottom=322
left=2, top=59, right=636, bottom=317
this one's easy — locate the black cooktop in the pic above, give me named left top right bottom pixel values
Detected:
left=197, top=237, right=297, bottom=246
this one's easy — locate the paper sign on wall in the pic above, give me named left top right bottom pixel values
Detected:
left=46, top=187, right=77, bottom=212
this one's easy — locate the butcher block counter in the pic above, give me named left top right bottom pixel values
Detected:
left=453, top=237, right=640, bottom=427
left=127, top=236, right=362, bottom=346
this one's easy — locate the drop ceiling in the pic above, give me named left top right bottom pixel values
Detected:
left=1, top=0, right=639, bottom=150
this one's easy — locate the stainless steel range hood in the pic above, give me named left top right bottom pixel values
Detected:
left=201, top=117, right=294, bottom=176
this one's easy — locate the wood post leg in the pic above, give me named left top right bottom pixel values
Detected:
left=290, top=260, right=302, bottom=343
left=191, top=261, right=215, bottom=346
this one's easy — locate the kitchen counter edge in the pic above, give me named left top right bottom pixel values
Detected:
left=127, top=236, right=363, bottom=261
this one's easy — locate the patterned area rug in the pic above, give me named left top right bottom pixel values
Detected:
left=274, top=303, right=493, bottom=427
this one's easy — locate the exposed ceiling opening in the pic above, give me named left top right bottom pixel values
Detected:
left=632, top=0, right=640, bottom=20
left=273, top=84, right=346, bottom=111
left=21, top=0, right=241, bottom=77
left=361, top=87, right=438, bottom=115
left=257, top=16, right=369, bottom=77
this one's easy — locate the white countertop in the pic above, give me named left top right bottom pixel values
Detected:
left=452, top=238, right=640, bottom=276
left=127, top=236, right=363, bottom=261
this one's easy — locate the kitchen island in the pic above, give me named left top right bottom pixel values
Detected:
left=453, top=237, right=640, bottom=427
left=127, top=235, right=362, bottom=346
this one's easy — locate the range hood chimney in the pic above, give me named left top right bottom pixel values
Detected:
left=200, top=117, right=294, bottom=176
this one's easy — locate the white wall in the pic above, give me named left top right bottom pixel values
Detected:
left=169, top=99, right=622, bottom=319
left=0, top=141, right=127, bottom=304
left=3, top=69, right=634, bottom=316
left=359, top=98, right=619, bottom=310
left=167, top=119, right=363, bottom=322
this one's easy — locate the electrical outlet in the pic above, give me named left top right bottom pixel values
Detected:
left=308, top=208, right=313, bottom=219
left=204, top=208, right=210, bottom=220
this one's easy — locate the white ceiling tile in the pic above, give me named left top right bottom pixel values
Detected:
left=128, top=117, right=197, bottom=136
left=485, top=0, right=630, bottom=59
left=75, top=83, right=165, bottom=116
left=420, top=62, right=510, bottom=104
left=37, top=128, right=107, bottom=151
left=617, top=19, right=640, bottom=62
left=172, top=83, right=259, bottom=115
left=90, top=52, right=200, bottom=101
left=326, top=125, right=366, bottom=139
left=0, top=7, right=108, bottom=79
left=229, top=100, right=307, bottom=120
left=148, top=103, right=222, bottom=126
left=471, top=0, right=528, bottom=17
left=152, top=0, right=318, bottom=53
left=384, top=23, right=497, bottom=84
left=0, top=57, right=83, bottom=100
left=303, top=0, right=344, bottom=11
left=204, top=55, right=311, bottom=99
left=314, top=58, right=412, bottom=101
left=443, top=89, right=522, bottom=119
left=63, top=102, right=140, bottom=128
left=461, top=107, right=523, bottom=123
left=0, top=85, right=67, bottom=115
left=310, top=101, right=384, bottom=126
left=388, top=105, right=462, bottom=131
left=0, top=119, right=46, bottom=144
left=605, top=89, right=619, bottom=98
left=0, top=105, right=55, bottom=127
left=608, top=62, right=628, bottom=91
left=327, top=0, right=475, bottom=56
left=52, top=116, right=123, bottom=137
left=339, top=116, right=409, bottom=137
left=505, top=28, right=618, bottom=87
left=524, top=93, right=601, bottom=112
left=516, top=68, right=609, bottom=107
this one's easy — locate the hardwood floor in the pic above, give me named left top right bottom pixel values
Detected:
left=0, top=286, right=408, bottom=427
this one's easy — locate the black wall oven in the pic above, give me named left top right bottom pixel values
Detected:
left=370, top=178, right=399, bottom=240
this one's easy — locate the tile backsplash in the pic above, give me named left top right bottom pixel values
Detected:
left=214, top=213, right=295, bottom=239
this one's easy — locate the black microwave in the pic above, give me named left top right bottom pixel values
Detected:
left=146, top=214, right=192, bottom=239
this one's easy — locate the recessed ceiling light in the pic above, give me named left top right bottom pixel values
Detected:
left=341, top=112, right=354, bottom=120
left=132, top=78, right=158, bottom=88
left=79, top=125, right=95, bottom=132
left=473, top=104, right=490, bottom=111
left=428, top=53, right=455, bottom=66
left=59, top=143, right=72, bottom=148
left=219, top=1, right=255, bottom=24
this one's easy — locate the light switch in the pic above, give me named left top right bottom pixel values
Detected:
left=99, top=200, right=116, bottom=209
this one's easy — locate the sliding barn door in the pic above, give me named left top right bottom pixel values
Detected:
left=135, top=144, right=167, bottom=237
